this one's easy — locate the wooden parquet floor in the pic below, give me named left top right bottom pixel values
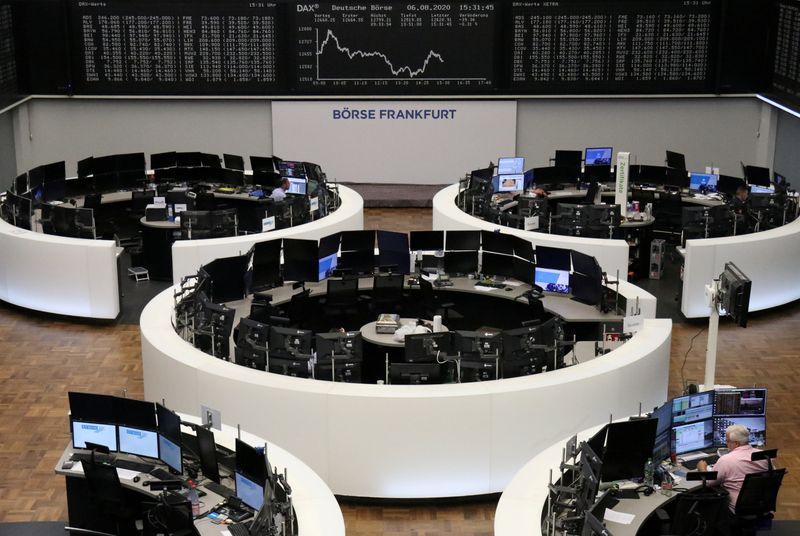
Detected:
left=0, top=207, right=798, bottom=534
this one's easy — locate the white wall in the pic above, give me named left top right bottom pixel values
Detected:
left=774, top=109, right=800, bottom=186
left=8, top=96, right=775, bottom=183
left=516, top=97, right=770, bottom=175
left=11, top=98, right=272, bottom=176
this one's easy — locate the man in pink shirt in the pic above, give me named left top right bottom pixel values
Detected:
left=696, top=424, right=768, bottom=512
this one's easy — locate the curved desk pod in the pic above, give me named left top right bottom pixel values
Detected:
left=432, top=184, right=631, bottom=282
left=0, top=217, right=119, bottom=319
left=142, top=279, right=669, bottom=498
left=682, top=217, right=800, bottom=318
left=170, top=185, right=364, bottom=284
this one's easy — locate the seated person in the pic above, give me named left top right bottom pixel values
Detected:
left=730, top=185, right=754, bottom=233
left=270, top=178, right=290, bottom=202
left=695, top=424, right=769, bottom=512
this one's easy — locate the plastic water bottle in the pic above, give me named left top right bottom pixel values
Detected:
left=644, top=458, right=655, bottom=488
left=188, top=481, right=200, bottom=518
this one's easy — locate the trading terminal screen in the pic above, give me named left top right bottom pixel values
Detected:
left=72, top=420, right=118, bottom=451
left=673, top=419, right=713, bottom=455
left=671, top=390, right=714, bottom=425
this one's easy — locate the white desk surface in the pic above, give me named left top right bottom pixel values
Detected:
left=360, top=318, right=448, bottom=347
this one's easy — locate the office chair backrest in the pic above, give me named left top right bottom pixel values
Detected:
left=132, top=190, right=155, bottom=211
left=373, top=273, right=404, bottom=300
left=80, top=458, right=128, bottom=514
left=670, top=487, right=728, bottom=536
left=327, top=277, right=359, bottom=306
left=735, top=468, right=786, bottom=518
left=195, top=192, right=215, bottom=211
left=83, top=193, right=102, bottom=210
left=419, top=277, right=436, bottom=308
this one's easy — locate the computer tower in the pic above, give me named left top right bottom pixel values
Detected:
left=649, top=239, right=665, bottom=279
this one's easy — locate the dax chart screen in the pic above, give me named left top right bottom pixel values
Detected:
left=292, top=1, right=498, bottom=93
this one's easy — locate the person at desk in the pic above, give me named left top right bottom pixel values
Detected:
left=270, top=178, right=290, bottom=201
left=695, top=424, right=768, bottom=512
left=730, top=185, right=754, bottom=233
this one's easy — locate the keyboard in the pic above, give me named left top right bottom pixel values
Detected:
left=114, top=459, right=155, bottom=473
left=150, top=468, right=175, bottom=481
left=682, top=454, right=719, bottom=470
left=226, top=523, right=252, bottom=536
left=204, top=480, right=234, bottom=499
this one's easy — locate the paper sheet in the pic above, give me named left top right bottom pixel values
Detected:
left=473, top=285, right=499, bottom=292
left=604, top=508, right=635, bottom=525
left=116, top=468, right=140, bottom=480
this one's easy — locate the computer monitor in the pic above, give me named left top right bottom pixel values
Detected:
left=71, top=419, right=119, bottom=451
left=234, top=318, right=270, bottom=370
left=554, top=150, right=583, bottom=170
left=318, top=252, right=338, bottom=281
left=582, top=490, right=616, bottom=536
left=444, top=230, right=480, bottom=252
left=203, top=254, right=249, bottom=302
left=712, top=416, right=767, bottom=447
left=502, top=320, right=556, bottom=361
left=535, top=245, right=571, bottom=271
left=470, top=165, right=494, bottom=182
left=251, top=239, right=282, bottom=291
left=390, top=362, right=442, bottom=384
left=269, top=326, right=312, bottom=359
left=713, top=388, right=766, bottom=416
left=601, top=418, right=657, bottom=482
left=118, top=408, right=158, bottom=459
left=404, top=332, right=452, bottom=363
left=341, top=230, right=375, bottom=252
left=250, top=156, right=277, bottom=173
left=570, top=273, right=602, bottom=306
left=497, top=157, right=525, bottom=175
left=376, top=230, right=410, bottom=274
left=631, top=164, right=667, bottom=186
left=409, top=230, right=444, bottom=251
left=689, top=172, right=718, bottom=193
left=453, top=330, right=500, bottom=358
left=314, top=358, right=362, bottom=383
left=43, top=179, right=66, bottom=202
left=716, top=175, right=746, bottom=197
left=535, top=267, right=570, bottom=295
left=235, top=438, right=267, bottom=510
left=481, top=251, right=515, bottom=279
left=282, top=238, right=318, bottom=282
left=522, top=168, right=535, bottom=190
left=278, top=160, right=306, bottom=178
left=319, top=232, right=341, bottom=258
left=651, top=401, right=673, bottom=461
left=744, top=165, right=771, bottom=186
left=512, top=257, right=535, bottom=285
left=480, top=230, right=515, bottom=255
left=671, top=390, right=714, bottom=425
left=315, top=331, right=363, bottom=359
left=157, top=404, right=183, bottom=474
left=584, top=147, right=613, bottom=166
left=672, top=419, right=714, bottom=455
left=195, top=426, right=221, bottom=483
left=577, top=444, right=603, bottom=512
left=338, top=250, right=375, bottom=276
left=286, top=177, right=307, bottom=195
left=444, top=251, right=479, bottom=275
left=494, top=174, right=524, bottom=192
left=666, top=150, right=686, bottom=171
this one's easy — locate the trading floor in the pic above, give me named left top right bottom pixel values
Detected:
left=0, top=208, right=798, bottom=535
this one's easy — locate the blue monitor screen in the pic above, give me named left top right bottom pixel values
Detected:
left=689, top=172, right=718, bottom=192
left=497, top=157, right=525, bottom=175
left=672, top=419, right=713, bottom=455
left=584, top=147, right=612, bottom=166
left=750, top=184, right=774, bottom=194
left=72, top=420, right=118, bottom=451
left=712, top=416, right=766, bottom=447
left=671, top=390, right=714, bottom=425
left=496, top=174, right=524, bottom=192
left=159, top=434, right=182, bottom=473
left=235, top=471, right=265, bottom=511
left=287, top=177, right=307, bottom=195
left=534, top=267, right=570, bottom=294
left=119, top=426, right=159, bottom=458
left=318, top=253, right=338, bottom=281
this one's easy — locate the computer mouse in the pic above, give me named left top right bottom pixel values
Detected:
left=133, top=476, right=140, bottom=483
left=142, top=480, right=151, bottom=487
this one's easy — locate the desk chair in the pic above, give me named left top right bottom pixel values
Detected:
left=66, top=459, right=140, bottom=536
left=83, top=193, right=102, bottom=210
left=323, top=277, right=361, bottom=326
left=371, top=273, right=405, bottom=314
left=143, top=496, right=198, bottom=536
left=732, top=467, right=786, bottom=536
left=418, top=278, right=463, bottom=325
left=658, top=486, right=728, bottom=536
left=194, top=192, right=215, bottom=211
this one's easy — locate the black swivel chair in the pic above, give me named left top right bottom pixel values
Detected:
left=418, top=278, right=463, bottom=325
left=371, top=273, right=405, bottom=315
left=732, top=467, right=786, bottom=536
left=657, top=486, right=729, bottom=536
left=323, top=277, right=361, bottom=325
left=67, top=459, right=140, bottom=536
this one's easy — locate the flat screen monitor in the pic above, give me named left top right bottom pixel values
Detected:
left=554, top=150, right=582, bottom=170
left=523, top=168, right=535, bottom=190
left=43, top=179, right=66, bottom=202
left=689, top=172, right=718, bottom=192
left=71, top=420, right=118, bottom=451
left=713, top=388, right=767, bottom=416
left=318, top=253, right=338, bottom=281
left=278, top=160, right=306, bottom=178
left=584, top=147, right=613, bottom=166
left=445, top=230, right=480, bottom=251
left=118, top=426, right=159, bottom=459
left=570, top=273, right=602, bottom=306
left=744, top=165, right=771, bottom=186
left=444, top=251, right=478, bottom=275
left=158, top=434, right=182, bottom=474
left=338, top=250, right=375, bottom=276
left=749, top=184, right=774, bottom=194
left=586, top=425, right=608, bottom=460
left=235, top=472, right=265, bottom=511
left=480, top=230, right=514, bottom=255
left=512, top=257, right=534, bottom=285
left=571, top=250, right=601, bottom=277
left=712, top=416, right=766, bottom=447
left=535, top=267, right=570, bottom=295
left=376, top=230, right=410, bottom=274
left=672, top=419, right=714, bottom=455
left=512, top=235, right=535, bottom=262
left=203, top=254, right=250, bottom=302
left=409, top=230, right=444, bottom=251
left=601, top=418, right=657, bottom=482
left=318, top=232, right=341, bottom=258
left=151, top=152, right=177, bottom=169
left=453, top=330, right=500, bottom=357
left=286, top=177, right=307, bottom=195
left=28, top=166, right=45, bottom=190
left=481, top=251, right=515, bottom=279
left=666, top=150, right=686, bottom=170
left=535, top=245, right=571, bottom=271
left=223, top=154, right=245, bottom=171
left=195, top=426, right=220, bottom=483
left=652, top=401, right=672, bottom=437
left=390, top=363, right=442, bottom=384
left=341, top=230, right=375, bottom=252
left=77, top=157, right=94, bottom=178
left=774, top=172, right=787, bottom=186
left=251, top=239, right=282, bottom=291
left=282, top=238, right=318, bottom=282
left=250, top=156, right=276, bottom=173
left=69, top=392, right=116, bottom=422
left=495, top=174, right=524, bottom=192
left=470, top=165, right=494, bottom=182
left=269, top=326, right=313, bottom=359
left=43, top=161, right=66, bottom=183
left=157, top=403, right=182, bottom=473
left=236, top=438, right=267, bottom=485
left=404, top=332, right=452, bottom=363
left=497, top=157, right=525, bottom=175
left=717, top=175, right=746, bottom=196
left=671, top=390, right=714, bottom=425
left=315, top=331, right=363, bottom=359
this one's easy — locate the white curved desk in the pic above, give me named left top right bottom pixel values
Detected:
left=432, top=184, right=631, bottom=282
left=0, top=217, right=119, bottom=319
left=141, top=278, right=670, bottom=498
left=170, top=185, right=364, bottom=284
